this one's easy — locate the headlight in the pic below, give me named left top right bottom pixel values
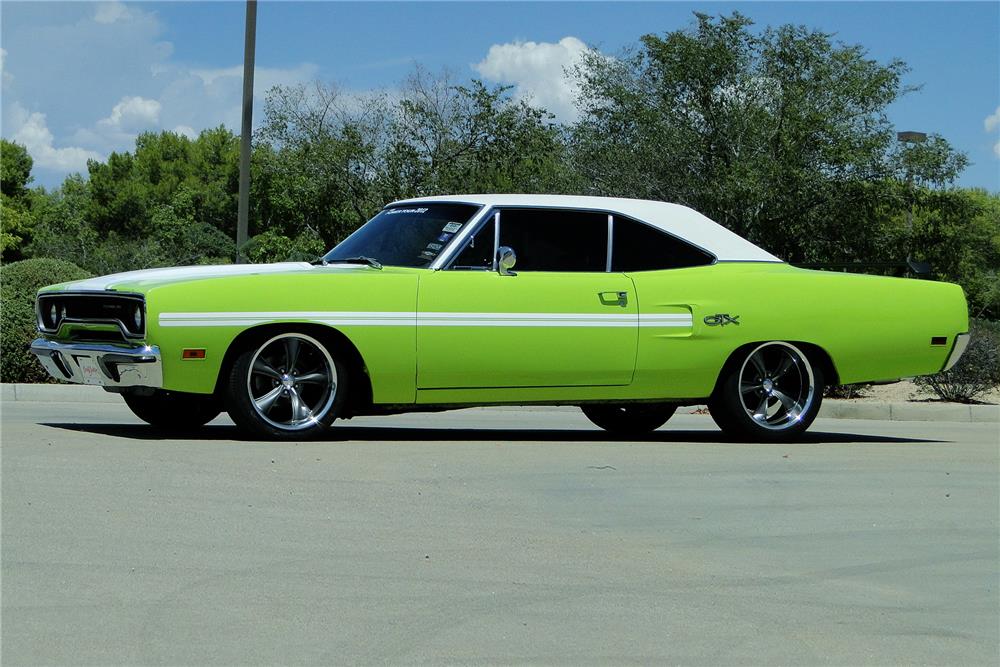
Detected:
left=134, top=305, right=143, bottom=331
left=49, top=303, right=57, bottom=326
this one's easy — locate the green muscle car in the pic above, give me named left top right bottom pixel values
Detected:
left=31, top=195, right=969, bottom=440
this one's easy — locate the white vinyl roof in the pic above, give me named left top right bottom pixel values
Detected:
left=392, top=194, right=782, bottom=263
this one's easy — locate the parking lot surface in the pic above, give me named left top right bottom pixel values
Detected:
left=2, top=399, right=998, bottom=665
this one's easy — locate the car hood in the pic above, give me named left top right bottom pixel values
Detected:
left=43, top=262, right=369, bottom=293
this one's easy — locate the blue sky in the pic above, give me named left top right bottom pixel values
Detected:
left=2, top=1, right=998, bottom=190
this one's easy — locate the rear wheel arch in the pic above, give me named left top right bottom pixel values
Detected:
left=712, top=340, right=839, bottom=397
left=792, top=342, right=839, bottom=387
left=214, top=323, right=373, bottom=417
left=709, top=339, right=829, bottom=440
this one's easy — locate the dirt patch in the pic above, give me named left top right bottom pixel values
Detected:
left=846, top=379, right=999, bottom=405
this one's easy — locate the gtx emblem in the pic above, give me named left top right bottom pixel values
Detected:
left=704, top=313, right=740, bottom=327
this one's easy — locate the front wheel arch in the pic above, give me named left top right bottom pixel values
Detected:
left=214, top=323, right=373, bottom=417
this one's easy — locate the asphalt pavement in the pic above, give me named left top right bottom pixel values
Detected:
left=2, top=397, right=998, bottom=665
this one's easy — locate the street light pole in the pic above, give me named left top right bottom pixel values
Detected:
left=897, top=130, right=927, bottom=272
left=236, top=0, right=257, bottom=263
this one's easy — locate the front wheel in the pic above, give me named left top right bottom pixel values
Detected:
left=123, top=390, right=221, bottom=429
left=708, top=341, right=824, bottom=441
left=581, top=403, right=677, bottom=435
left=225, top=332, right=347, bottom=440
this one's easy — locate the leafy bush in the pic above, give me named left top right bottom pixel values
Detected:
left=914, top=319, right=1000, bottom=403
left=1, top=258, right=91, bottom=383
left=242, top=228, right=326, bottom=264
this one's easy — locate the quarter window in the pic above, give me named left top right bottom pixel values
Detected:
left=612, top=215, right=713, bottom=271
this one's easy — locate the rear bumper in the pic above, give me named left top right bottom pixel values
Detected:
left=30, top=339, right=162, bottom=388
left=942, top=333, right=970, bottom=372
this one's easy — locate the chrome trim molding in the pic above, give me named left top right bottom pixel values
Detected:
left=492, top=211, right=500, bottom=271
left=30, top=339, right=162, bottom=388
left=427, top=205, right=492, bottom=270
left=943, top=333, right=970, bottom=371
left=431, top=202, right=723, bottom=272
left=606, top=214, right=614, bottom=272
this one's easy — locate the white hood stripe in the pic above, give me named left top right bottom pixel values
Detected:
left=59, top=262, right=323, bottom=292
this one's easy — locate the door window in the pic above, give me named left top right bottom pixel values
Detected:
left=497, top=208, right=608, bottom=272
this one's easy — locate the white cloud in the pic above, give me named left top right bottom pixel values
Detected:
left=190, top=63, right=320, bottom=98
left=173, top=125, right=197, bottom=139
left=99, top=95, right=161, bottom=130
left=984, top=106, right=1000, bottom=133
left=985, top=107, right=1000, bottom=160
left=9, top=103, right=101, bottom=173
left=474, top=36, right=590, bottom=122
left=159, top=62, right=319, bottom=131
left=0, top=47, right=11, bottom=88
left=94, top=2, right=129, bottom=25
left=0, top=3, right=319, bottom=185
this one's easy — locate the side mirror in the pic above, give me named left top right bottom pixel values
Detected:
left=497, top=246, right=517, bottom=276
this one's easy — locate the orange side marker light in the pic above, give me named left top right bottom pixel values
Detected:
left=182, top=349, right=207, bottom=360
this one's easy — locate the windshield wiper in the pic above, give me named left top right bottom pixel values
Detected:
left=322, top=256, right=383, bottom=270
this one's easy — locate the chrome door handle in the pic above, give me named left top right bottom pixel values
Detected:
left=599, top=291, right=628, bottom=307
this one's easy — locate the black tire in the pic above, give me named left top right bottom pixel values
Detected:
left=581, top=403, right=677, bottom=434
left=123, top=390, right=221, bottom=429
left=708, top=341, right=824, bottom=441
left=224, top=331, right=347, bottom=440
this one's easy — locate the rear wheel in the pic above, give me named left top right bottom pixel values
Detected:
left=708, top=341, right=824, bottom=441
left=581, top=403, right=677, bottom=435
left=123, top=390, right=221, bottom=429
left=225, top=332, right=346, bottom=439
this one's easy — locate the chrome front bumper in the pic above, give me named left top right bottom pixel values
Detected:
left=30, top=339, right=162, bottom=388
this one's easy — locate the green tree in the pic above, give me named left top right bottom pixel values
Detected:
left=1, top=139, right=36, bottom=259
left=257, top=67, right=577, bottom=248
left=909, top=188, right=1000, bottom=319
left=1, top=139, right=33, bottom=198
left=85, top=127, right=239, bottom=239
left=255, top=81, right=389, bottom=245
left=242, top=228, right=326, bottom=264
left=387, top=68, right=576, bottom=197
left=24, top=174, right=98, bottom=266
left=27, top=129, right=239, bottom=273
left=570, top=12, right=968, bottom=263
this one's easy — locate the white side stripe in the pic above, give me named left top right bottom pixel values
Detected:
left=159, top=311, right=694, bottom=328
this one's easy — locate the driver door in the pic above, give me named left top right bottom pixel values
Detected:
left=416, top=208, right=638, bottom=389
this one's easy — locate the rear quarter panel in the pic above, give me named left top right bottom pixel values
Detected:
left=630, top=263, right=968, bottom=398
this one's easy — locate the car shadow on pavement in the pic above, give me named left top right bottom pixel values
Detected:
left=39, top=422, right=942, bottom=445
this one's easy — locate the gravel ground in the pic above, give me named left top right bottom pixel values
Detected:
left=841, top=379, right=1000, bottom=405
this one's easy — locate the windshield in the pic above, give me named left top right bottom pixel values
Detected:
left=323, top=203, right=481, bottom=268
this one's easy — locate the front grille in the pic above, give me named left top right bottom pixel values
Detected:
left=37, top=292, right=146, bottom=339
left=66, top=328, right=129, bottom=344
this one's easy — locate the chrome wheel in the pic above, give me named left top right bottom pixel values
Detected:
left=246, top=333, right=338, bottom=432
left=737, top=342, right=815, bottom=431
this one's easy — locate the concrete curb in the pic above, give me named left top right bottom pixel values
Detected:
left=2, top=384, right=998, bottom=422
left=2, top=383, right=120, bottom=404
